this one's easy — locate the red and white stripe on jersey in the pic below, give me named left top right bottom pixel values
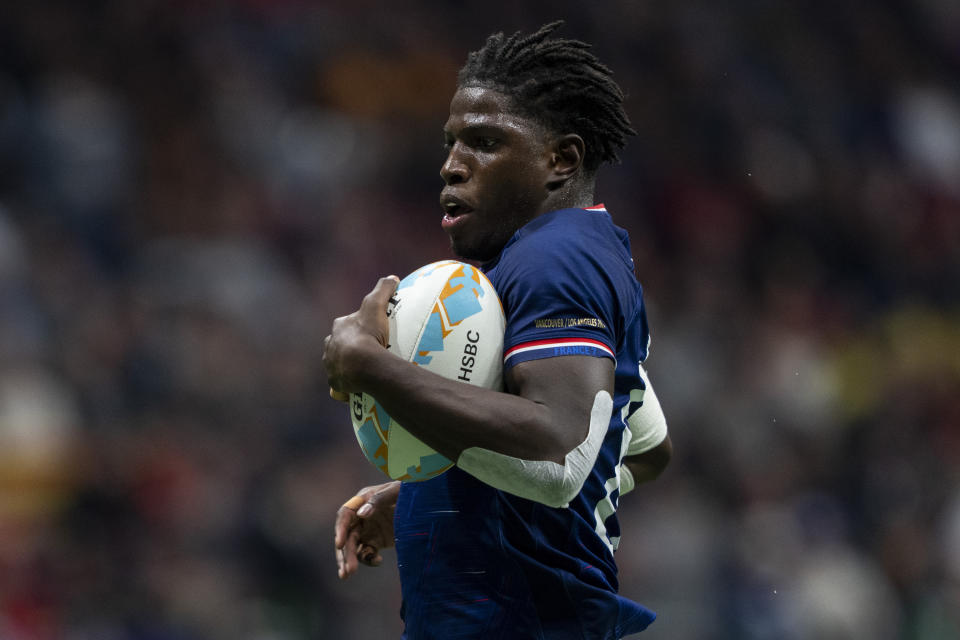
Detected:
left=503, top=337, right=615, bottom=365
left=584, top=204, right=607, bottom=212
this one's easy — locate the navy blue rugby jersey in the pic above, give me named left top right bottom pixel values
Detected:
left=395, top=205, right=657, bottom=639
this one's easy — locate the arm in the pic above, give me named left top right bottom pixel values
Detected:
left=324, top=277, right=616, bottom=511
left=330, top=348, right=619, bottom=577
left=622, top=435, right=672, bottom=487
left=324, top=277, right=614, bottom=468
left=618, top=364, right=671, bottom=494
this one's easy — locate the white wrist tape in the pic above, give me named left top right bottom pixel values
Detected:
left=623, top=364, right=668, bottom=456
left=456, top=390, right=612, bottom=508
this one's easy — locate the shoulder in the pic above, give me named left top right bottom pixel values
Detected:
left=519, top=206, right=615, bottom=244
left=487, top=207, right=640, bottom=323
left=501, top=207, right=631, bottom=275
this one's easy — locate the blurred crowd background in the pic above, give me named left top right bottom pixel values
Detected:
left=0, top=1, right=958, bottom=638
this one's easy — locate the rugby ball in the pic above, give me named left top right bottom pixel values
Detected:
left=349, top=260, right=505, bottom=482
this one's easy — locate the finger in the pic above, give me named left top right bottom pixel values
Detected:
left=358, top=543, right=383, bottom=567
left=343, top=495, right=367, bottom=511
left=334, top=507, right=358, bottom=548
left=338, top=528, right=359, bottom=578
left=357, top=543, right=375, bottom=563
left=336, top=531, right=350, bottom=579
left=339, top=545, right=359, bottom=580
left=330, top=388, right=349, bottom=403
left=358, top=484, right=392, bottom=517
left=360, top=275, right=400, bottom=316
left=341, top=531, right=361, bottom=578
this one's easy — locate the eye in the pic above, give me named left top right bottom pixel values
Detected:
left=476, top=137, right=499, bottom=150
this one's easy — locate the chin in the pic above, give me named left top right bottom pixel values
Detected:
left=449, top=241, right=481, bottom=261
left=449, top=239, right=492, bottom=263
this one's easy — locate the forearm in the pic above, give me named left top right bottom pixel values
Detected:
left=622, top=453, right=665, bottom=485
left=353, top=347, right=568, bottom=463
left=620, top=435, right=672, bottom=494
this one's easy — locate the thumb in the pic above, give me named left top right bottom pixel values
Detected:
left=357, top=483, right=393, bottom=517
left=360, top=275, right=400, bottom=316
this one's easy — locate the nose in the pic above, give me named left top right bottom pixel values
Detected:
left=440, top=144, right=468, bottom=185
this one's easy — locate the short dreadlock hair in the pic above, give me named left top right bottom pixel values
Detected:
left=457, top=21, right=636, bottom=173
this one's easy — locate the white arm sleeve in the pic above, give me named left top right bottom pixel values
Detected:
left=625, top=364, right=668, bottom=456
left=456, top=390, right=612, bottom=509
left=618, top=363, right=668, bottom=496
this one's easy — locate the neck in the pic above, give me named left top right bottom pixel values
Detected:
left=543, top=175, right=596, bottom=213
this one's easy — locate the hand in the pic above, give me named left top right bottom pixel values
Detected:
left=334, top=481, right=401, bottom=580
left=323, top=276, right=399, bottom=396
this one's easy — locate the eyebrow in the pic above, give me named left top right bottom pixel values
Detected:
left=444, top=119, right=520, bottom=138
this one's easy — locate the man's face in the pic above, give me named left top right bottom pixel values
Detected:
left=440, top=86, right=554, bottom=262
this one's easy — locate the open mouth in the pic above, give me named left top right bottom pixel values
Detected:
left=443, top=201, right=463, bottom=217
left=440, top=194, right=473, bottom=219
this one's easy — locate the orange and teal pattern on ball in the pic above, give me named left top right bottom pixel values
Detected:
left=397, top=450, right=452, bottom=482
left=402, top=263, right=488, bottom=365
left=355, top=396, right=390, bottom=477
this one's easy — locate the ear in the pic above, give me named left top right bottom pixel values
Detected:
left=547, top=134, right=585, bottom=190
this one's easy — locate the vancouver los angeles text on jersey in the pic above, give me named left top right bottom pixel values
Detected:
left=395, top=206, right=656, bottom=639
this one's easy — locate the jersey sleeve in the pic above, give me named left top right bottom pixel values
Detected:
left=496, top=222, right=631, bottom=371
